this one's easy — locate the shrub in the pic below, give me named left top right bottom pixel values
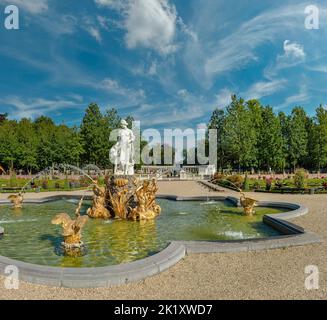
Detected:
left=9, top=177, right=18, bottom=188
left=253, top=181, right=261, bottom=190
left=265, top=177, right=273, bottom=191
left=242, top=175, right=250, bottom=191
left=64, top=179, right=70, bottom=189
left=213, top=172, right=225, bottom=182
left=41, top=180, right=49, bottom=189
left=79, top=176, right=91, bottom=187
left=294, top=169, right=307, bottom=189
left=226, top=175, right=244, bottom=189
left=275, top=179, right=284, bottom=189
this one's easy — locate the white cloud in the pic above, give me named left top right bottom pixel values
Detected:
left=283, top=40, right=305, bottom=60
left=95, top=0, right=178, bottom=54
left=1, top=96, right=82, bottom=119
left=148, top=61, right=158, bottom=76
left=275, top=85, right=309, bottom=110
left=94, top=0, right=195, bottom=55
left=130, top=61, right=158, bottom=77
left=274, top=40, right=306, bottom=70
left=88, top=26, right=102, bottom=43
left=97, top=15, right=111, bottom=30
left=141, top=105, right=204, bottom=126
left=133, top=90, right=217, bottom=126
left=100, top=78, right=146, bottom=105
left=183, top=3, right=309, bottom=88
left=245, top=79, right=287, bottom=100
left=205, top=7, right=302, bottom=76
left=264, top=40, right=306, bottom=79
left=215, top=88, right=233, bottom=108
left=81, top=16, right=104, bottom=43
left=0, top=0, right=48, bottom=14
left=307, top=65, right=327, bottom=73
left=95, top=0, right=114, bottom=6
left=124, top=0, right=177, bottom=55
left=177, top=16, right=198, bottom=42
left=94, top=0, right=125, bottom=11
left=177, top=89, right=189, bottom=98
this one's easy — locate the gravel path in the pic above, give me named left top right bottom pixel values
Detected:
left=1, top=181, right=327, bottom=300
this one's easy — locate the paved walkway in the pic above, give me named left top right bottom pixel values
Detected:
left=1, top=181, right=327, bottom=299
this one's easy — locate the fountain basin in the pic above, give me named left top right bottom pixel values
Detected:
left=0, top=195, right=321, bottom=288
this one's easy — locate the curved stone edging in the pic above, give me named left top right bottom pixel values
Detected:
left=0, top=194, right=322, bottom=288
left=0, top=242, right=186, bottom=288
left=173, top=232, right=321, bottom=253
left=225, top=196, right=308, bottom=220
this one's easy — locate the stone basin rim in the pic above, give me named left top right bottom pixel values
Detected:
left=0, top=194, right=321, bottom=288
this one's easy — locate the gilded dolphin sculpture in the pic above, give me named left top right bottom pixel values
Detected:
left=7, top=193, right=24, bottom=209
left=52, top=197, right=89, bottom=245
left=240, top=192, right=258, bottom=216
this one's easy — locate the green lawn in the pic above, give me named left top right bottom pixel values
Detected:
left=0, top=177, right=102, bottom=193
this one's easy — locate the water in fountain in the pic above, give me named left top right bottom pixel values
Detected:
left=58, top=164, right=97, bottom=183
left=82, top=164, right=104, bottom=178
left=20, top=166, right=52, bottom=193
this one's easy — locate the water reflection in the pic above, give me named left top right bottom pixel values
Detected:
left=0, top=199, right=286, bottom=267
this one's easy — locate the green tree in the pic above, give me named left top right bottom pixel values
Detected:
left=247, top=99, right=263, bottom=171
left=16, top=118, right=38, bottom=173
left=223, top=95, right=257, bottom=171
left=52, top=125, right=84, bottom=166
left=0, top=120, right=20, bottom=171
left=208, top=109, right=226, bottom=171
left=258, top=106, right=284, bottom=171
left=0, top=113, right=8, bottom=124
left=34, top=116, right=58, bottom=169
left=310, top=105, right=327, bottom=171
left=288, top=107, right=308, bottom=171
left=125, top=115, right=135, bottom=129
left=80, top=103, right=108, bottom=167
left=278, top=111, right=290, bottom=171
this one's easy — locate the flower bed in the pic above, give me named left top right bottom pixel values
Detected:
left=212, top=173, right=327, bottom=194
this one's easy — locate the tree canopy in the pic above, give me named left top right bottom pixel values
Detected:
left=1, top=98, right=327, bottom=173
left=0, top=104, right=132, bottom=173
left=208, top=96, right=326, bottom=172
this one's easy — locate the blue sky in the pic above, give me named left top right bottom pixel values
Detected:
left=0, top=0, right=327, bottom=130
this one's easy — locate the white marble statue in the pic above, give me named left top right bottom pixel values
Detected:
left=110, top=119, right=135, bottom=175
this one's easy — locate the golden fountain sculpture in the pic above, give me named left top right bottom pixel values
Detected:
left=52, top=197, right=89, bottom=257
left=240, top=192, right=258, bottom=216
left=212, top=177, right=258, bottom=216
left=107, top=178, right=133, bottom=220
left=7, top=193, right=24, bottom=209
left=130, top=179, right=161, bottom=221
left=87, top=183, right=110, bottom=219
left=88, top=177, right=161, bottom=221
